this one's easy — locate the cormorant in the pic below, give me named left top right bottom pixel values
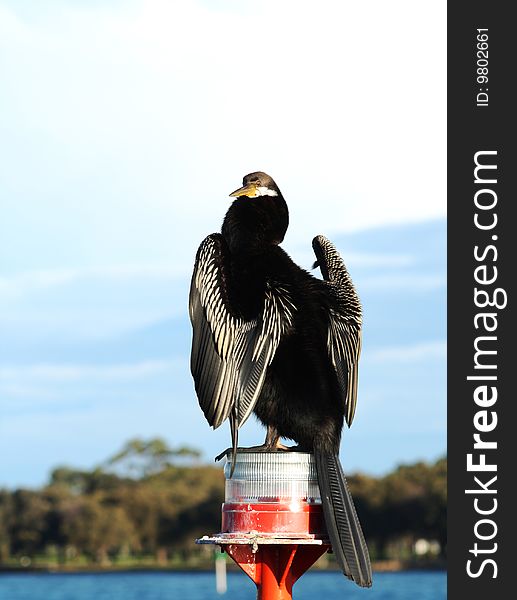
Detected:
left=189, top=172, right=372, bottom=587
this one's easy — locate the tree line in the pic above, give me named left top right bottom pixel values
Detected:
left=0, top=438, right=446, bottom=568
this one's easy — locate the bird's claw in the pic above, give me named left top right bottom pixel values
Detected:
left=214, top=444, right=302, bottom=462
left=214, top=447, right=233, bottom=462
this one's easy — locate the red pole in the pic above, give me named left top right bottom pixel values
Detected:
left=225, top=542, right=329, bottom=600
left=258, top=545, right=295, bottom=600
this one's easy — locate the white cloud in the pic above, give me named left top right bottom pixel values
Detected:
left=0, top=264, right=189, bottom=341
left=0, top=359, right=179, bottom=384
left=1, top=0, right=446, bottom=276
left=0, top=265, right=186, bottom=299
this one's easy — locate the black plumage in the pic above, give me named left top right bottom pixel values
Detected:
left=189, top=171, right=372, bottom=587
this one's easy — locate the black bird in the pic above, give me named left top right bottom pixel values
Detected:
left=189, top=172, right=372, bottom=587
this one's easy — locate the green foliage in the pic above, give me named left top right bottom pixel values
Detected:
left=104, top=438, right=201, bottom=479
left=348, top=456, right=447, bottom=559
left=0, top=438, right=446, bottom=567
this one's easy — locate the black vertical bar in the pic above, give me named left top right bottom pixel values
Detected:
left=448, top=2, right=515, bottom=598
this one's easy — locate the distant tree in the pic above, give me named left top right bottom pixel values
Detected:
left=49, top=466, right=129, bottom=495
left=0, top=490, right=14, bottom=561
left=0, top=442, right=446, bottom=567
left=49, top=467, right=90, bottom=494
left=9, top=490, right=50, bottom=555
left=104, top=438, right=202, bottom=479
left=60, top=495, right=137, bottom=563
left=121, top=484, right=164, bottom=555
left=359, top=456, right=447, bottom=558
left=155, top=465, right=224, bottom=551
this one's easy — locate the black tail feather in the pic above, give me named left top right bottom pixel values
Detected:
left=315, top=450, right=372, bottom=587
left=228, top=411, right=238, bottom=477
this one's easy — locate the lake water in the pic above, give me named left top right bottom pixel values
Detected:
left=0, top=571, right=446, bottom=600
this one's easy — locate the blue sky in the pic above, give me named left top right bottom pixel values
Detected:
left=0, top=0, right=446, bottom=488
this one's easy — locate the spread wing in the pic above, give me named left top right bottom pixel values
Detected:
left=312, top=235, right=362, bottom=427
left=189, top=233, right=295, bottom=431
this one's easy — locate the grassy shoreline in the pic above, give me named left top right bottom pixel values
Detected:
left=0, top=558, right=446, bottom=574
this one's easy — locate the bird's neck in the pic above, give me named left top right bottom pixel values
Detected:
left=221, top=196, right=289, bottom=254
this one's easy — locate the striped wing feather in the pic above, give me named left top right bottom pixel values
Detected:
left=189, top=234, right=294, bottom=430
left=312, top=235, right=362, bottom=426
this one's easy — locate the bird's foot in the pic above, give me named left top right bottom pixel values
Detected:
left=214, top=443, right=300, bottom=462
left=214, top=447, right=236, bottom=462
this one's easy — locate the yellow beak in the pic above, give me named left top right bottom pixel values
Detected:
left=229, top=182, right=259, bottom=198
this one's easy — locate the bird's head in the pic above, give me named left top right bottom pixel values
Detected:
left=223, top=171, right=288, bottom=248
left=229, top=172, right=281, bottom=199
